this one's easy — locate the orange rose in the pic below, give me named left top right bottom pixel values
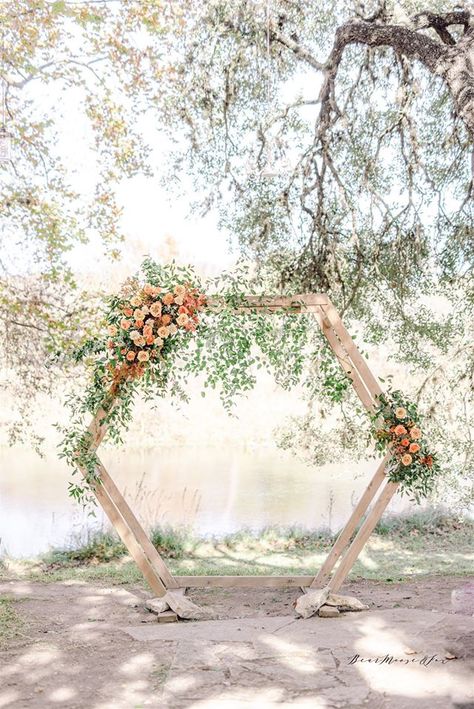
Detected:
left=123, top=307, right=133, bottom=317
left=126, top=351, right=136, bottom=361
left=410, top=427, right=422, bottom=440
left=161, top=314, right=172, bottom=325
left=401, top=454, right=412, bottom=466
left=178, top=306, right=188, bottom=314
left=409, top=442, right=420, bottom=453
left=143, top=325, right=153, bottom=339
left=135, top=336, right=146, bottom=347
left=149, top=303, right=162, bottom=317
left=120, top=319, right=131, bottom=330
left=394, top=424, right=407, bottom=436
left=401, top=438, right=410, bottom=447
left=162, top=293, right=174, bottom=305
left=137, top=351, right=149, bottom=362
left=135, top=320, right=144, bottom=328
left=146, top=336, right=154, bottom=345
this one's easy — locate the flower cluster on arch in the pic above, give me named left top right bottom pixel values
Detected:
left=106, top=280, right=207, bottom=382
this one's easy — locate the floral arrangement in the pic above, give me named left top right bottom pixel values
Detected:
left=371, top=390, right=439, bottom=501
left=105, top=279, right=207, bottom=384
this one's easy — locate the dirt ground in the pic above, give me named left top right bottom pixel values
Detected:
left=1, top=575, right=473, bottom=708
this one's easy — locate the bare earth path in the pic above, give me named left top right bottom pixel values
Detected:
left=0, top=576, right=473, bottom=708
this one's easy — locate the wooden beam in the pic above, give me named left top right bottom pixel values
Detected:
left=322, top=301, right=383, bottom=399
left=77, top=461, right=168, bottom=598
left=310, top=455, right=389, bottom=589
left=175, top=575, right=315, bottom=588
left=311, top=307, right=376, bottom=412
left=95, top=457, right=178, bottom=589
left=328, top=480, right=399, bottom=593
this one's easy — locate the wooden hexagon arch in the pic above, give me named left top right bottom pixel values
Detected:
left=77, top=294, right=398, bottom=620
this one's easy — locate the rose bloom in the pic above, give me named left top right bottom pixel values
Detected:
left=184, top=320, right=195, bottom=331
left=146, top=335, right=154, bottom=345
left=177, top=313, right=189, bottom=326
left=161, top=314, right=172, bottom=325
left=157, top=326, right=170, bottom=338
left=168, top=324, right=178, bottom=335
left=154, top=336, right=163, bottom=347
left=107, top=339, right=115, bottom=349
left=133, top=308, right=145, bottom=320
left=129, top=330, right=140, bottom=340
left=130, top=296, right=142, bottom=307
left=149, top=302, right=162, bottom=317
left=145, top=318, right=155, bottom=326
left=143, top=325, right=153, bottom=339
left=108, top=325, right=118, bottom=336
left=135, top=320, right=144, bottom=328
left=174, top=284, right=186, bottom=297
left=401, top=453, right=412, bottom=466
left=178, top=306, right=188, bottom=315
left=120, top=348, right=127, bottom=355
left=122, top=307, right=133, bottom=317
left=137, top=351, right=149, bottom=362
left=394, top=424, right=407, bottom=436
left=395, top=407, right=407, bottom=419
left=143, top=284, right=155, bottom=296
left=162, top=293, right=174, bottom=305
left=410, top=427, right=422, bottom=440
left=409, top=442, right=420, bottom=453
left=401, top=438, right=410, bottom=447
left=135, top=335, right=146, bottom=347
left=174, top=295, right=184, bottom=306
left=126, top=351, right=136, bottom=361
left=120, top=318, right=131, bottom=330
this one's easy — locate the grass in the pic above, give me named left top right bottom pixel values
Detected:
left=1, top=512, right=472, bottom=587
left=0, top=596, right=25, bottom=648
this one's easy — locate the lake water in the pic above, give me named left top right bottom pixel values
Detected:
left=0, top=445, right=414, bottom=558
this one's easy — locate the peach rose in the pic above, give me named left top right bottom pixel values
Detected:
left=126, top=351, right=136, bottom=361
left=137, top=351, right=149, bottom=362
left=409, top=442, right=420, bottom=453
left=120, top=348, right=127, bottom=355
left=135, top=336, right=146, bottom=347
left=410, top=427, right=422, bottom=440
left=162, top=293, right=174, bottom=305
left=120, top=319, right=131, bottom=330
left=161, top=314, right=172, bottom=326
left=143, top=284, right=155, bottom=296
left=135, top=320, right=144, bottom=328
left=401, top=454, right=412, bottom=466
left=401, top=438, right=410, bottom=447
left=146, top=336, right=154, bottom=345
left=174, top=284, right=186, bottom=297
left=133, top=308, right=145, bottom=320
left=130, top=296, right=142, bottom=307
left=122, top=307, right=133, bottom=317
left=149, top=303, right=162, bottom=317
left=108, top=325, right=118, bottom=336
left=145, top=318, right=155, bottom=326
left=394, top=424, right=407, bottom=436
left=395, top=407, right=407, bottom=419
left=157, top=326, right=170, bottom=338
left=143, top=325, right=153, bottom=339
left=174, top=295, right=184, bottom=306
left=177, top=313, right=189, bottom=326
left=178, top=306, right=188, bottom=315
left=168, top=324, right=178, bottom=335
left=154, top=337, right=163, bottom=347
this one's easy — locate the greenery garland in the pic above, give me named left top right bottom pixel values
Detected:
left=58, top=258, right=439, bottom=508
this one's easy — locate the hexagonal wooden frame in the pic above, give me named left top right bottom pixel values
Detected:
left=76, top=294, right=399, bottom=620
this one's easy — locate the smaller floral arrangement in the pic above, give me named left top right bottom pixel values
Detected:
left=105, top=279, right=207, bottom=382
left=371, top=390, right=439, bottom=501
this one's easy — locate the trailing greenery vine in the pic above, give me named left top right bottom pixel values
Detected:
left=58, top=258, right=439, bottom=508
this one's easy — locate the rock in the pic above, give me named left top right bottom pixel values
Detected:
left=146, top=592, right=210, bottom=620
left=318, top=605, right=340, bottom=618
left=146, top=597, right=170, bottom=614
left=326, top=593, right=369, bottom=612
left=295, top=588, right=329, bottom=618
